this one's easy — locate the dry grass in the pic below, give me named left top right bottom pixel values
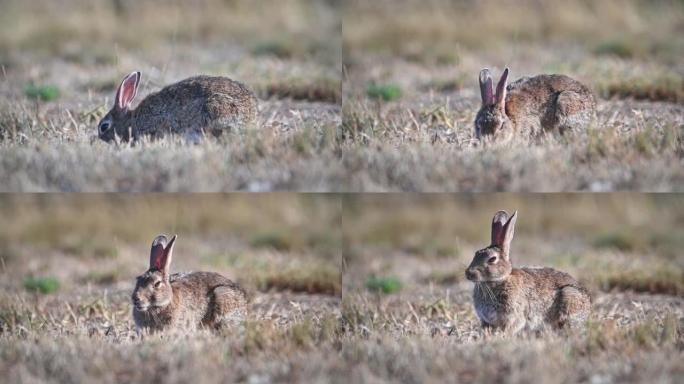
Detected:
left=342, top=0, right=684, bottom=192
left=0, top=0, right=342, bottom=192
left=341, top=194, right=684, bottom=383
left=0, top=291, right=342, bottom=383
left=341, top=292, right=683, bottom=383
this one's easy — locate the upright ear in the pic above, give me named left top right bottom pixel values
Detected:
left=494, top=67, right=509, bottom=109
left=479, top=69, right=494, bottom=106
left=161, top=234, right=177, bottom=277
left=115, top=71, right=141, bottom=110
left=149, top=234, right=176, bottom=277
left=491, top=210, right=508, bottom=247
left=500, top=210, right=517, bottom=257
left=149, top=235, right=168, bottom=271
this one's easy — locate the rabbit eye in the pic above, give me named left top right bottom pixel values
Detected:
left=487, top=256, right=498, bottom=264
left=154, top=280, right=162, bottom=288
left=99, top=121, right=110, bottom=133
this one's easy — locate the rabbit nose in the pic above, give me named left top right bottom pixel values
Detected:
left=465, top=269, right=477, bottom=281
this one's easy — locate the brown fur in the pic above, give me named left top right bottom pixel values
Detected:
left=132, top=235, right=247, bottom=333
left=475, top=68, right=596, bottom=139
left=98, top=73, right=258, bottom=142
left=465, top=211, right=591, bottom=334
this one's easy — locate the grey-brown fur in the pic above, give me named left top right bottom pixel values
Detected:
left=131, top=234, right=247, bottom=333
left=99, top=72, right=258, bottom=142
left=474, top=68, right=596, bottom=139
left=465, top=211, right=591, bottom=334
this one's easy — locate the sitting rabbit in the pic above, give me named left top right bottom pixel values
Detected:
left=465, top=211, right=591, bottom=334
left=132, top=234, right=247, bottom=333
left=98, top=72, right=257, bottom=142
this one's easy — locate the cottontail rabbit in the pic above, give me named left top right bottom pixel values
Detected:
left=465, top=211, right=591, bottom=334
left=98, top=71, right=257, bottom=142
left=132, top=234, right=247, bottom=333
left=475, top=68, right=596, bottom=139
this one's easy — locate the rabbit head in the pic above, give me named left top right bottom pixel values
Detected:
left=98, top=71, right=141, bottom=142
left=132, top=234, right=177, bottom=312
left=466, top=211, right=517, bottom=282
left=474, top=68, right=510, bottom=139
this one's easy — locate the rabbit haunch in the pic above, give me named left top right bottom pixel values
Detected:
left=465, top=211, right=591, bottom=334
left=98, top=72, right=258, bottom=142
left=132, top=234, right=247, bottom=333
left=474, top=67, right=596, bottom=139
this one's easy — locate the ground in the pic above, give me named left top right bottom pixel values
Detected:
left=341, top=194, right=684, bottom=383
left=341, top=0, right=684, bottom=192
left=0, top=0, right=342, bottom=191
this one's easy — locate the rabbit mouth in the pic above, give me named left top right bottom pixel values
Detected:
left=466, top=270, right=505, bottom=282
left=465, top=269, right=482, bottom=282
left=134, top=304, right=150, bottom=311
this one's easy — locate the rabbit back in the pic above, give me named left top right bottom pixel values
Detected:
left=505, top=74, right=596, bottom=135
left=173, top=271, right=248, bottom=329
left=518, top=267, right=590, bottom=328
left=131, top=76, right=258, bottom=138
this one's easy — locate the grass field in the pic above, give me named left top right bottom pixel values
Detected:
left=341, top=194, right=684, bottom=382
left=0, top=194, right=343, bottom=382
left=342, top=0, right=684, bottom=191
left=0, top=0, right=342, bottom=192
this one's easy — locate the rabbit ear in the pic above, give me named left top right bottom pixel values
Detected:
left=500, top=210, right=517, bottom=257
left=149, top=235, right=168, bottom=271
left=494, top=67, right=509, bottom=109
left=161, top=234, right=177, bottom=277
left=115, top=71, right=141, bottom=110
left=479, top=69, right=494, bottom=106
left=491, top=210, right=509, bottom=247
left=149, top=234, right=176, bottom=277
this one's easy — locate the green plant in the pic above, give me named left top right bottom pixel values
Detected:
left=365, top=275, right=402, bottom=294
left=366, top=84, right=402, bottom=101
left=24, top=84, right=60, bottom=101
left=23, top=276, right=60, bottom=294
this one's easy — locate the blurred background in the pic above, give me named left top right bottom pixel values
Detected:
left=343, top=194, right=684, bottom=296
left=344, top=0, right=683, bottom=98
left=0, top=0, right=341, bottom=101
left=0, top=194, right=341, bottom=296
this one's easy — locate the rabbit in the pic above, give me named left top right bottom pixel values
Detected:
left=465, top=211, right=591, bottom=334
left=132, top=234, right=248, bottom=333
left=98, top=71, right=258, bottom=142
left=474, top=67, right=596, bottom=139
